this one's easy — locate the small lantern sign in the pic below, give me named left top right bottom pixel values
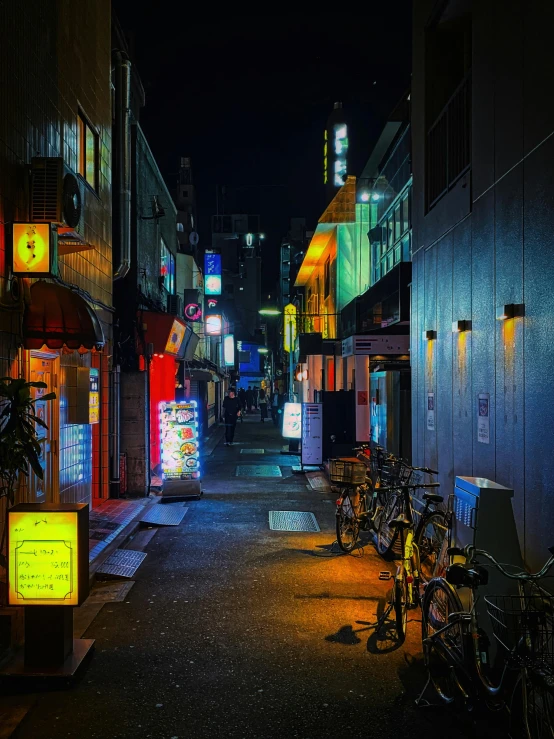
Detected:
left=12, top=223, right=58, bottom=276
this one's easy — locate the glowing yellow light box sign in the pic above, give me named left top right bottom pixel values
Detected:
left=165, top=319, right=186, bottom=355
left=8, top=504, right=89, bottom=607
left=12, top=223, right=57, bottom=276
left=283, top=303, right=297, bottom=354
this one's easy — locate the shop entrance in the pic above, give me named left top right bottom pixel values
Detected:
left=29, top=352, right=59, bottom=503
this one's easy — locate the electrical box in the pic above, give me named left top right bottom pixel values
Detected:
left=66, top=367, right=99, bottom=425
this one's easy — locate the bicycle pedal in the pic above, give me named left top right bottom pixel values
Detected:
left=379, top=571, right=392, bottom=581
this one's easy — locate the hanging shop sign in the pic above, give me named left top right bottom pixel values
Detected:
left=184, top=302, right=202, bottom=322
left=224, top=334, right=235, bottom=366
left=282, top=402, right=302, bottom=439
left=204, top=251, right=222, bottom=295
left=89, top=368, right=100, bottom=424
left=283, top=303, right=297, bottom=354
left=165, top=319, right=186, bottom=356
left=159, top=401, right=200, bottom=481
left=8, top=503, right=89, bottom=607
left=205, top=314, right=223, bottom=336
left=12, top=222, right=58, bottom=277
left=301, top=403, right=323, bottom=466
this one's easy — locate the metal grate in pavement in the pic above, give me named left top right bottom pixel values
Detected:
left=236, top=465, right=282, bottom=477
left=96, top=549, right=147, bottom=578
left=269, top=511, right=320, bottom=532
left=240, top=448, right=265, bottom=454
left=305, top=471, right=332, bottom=492
left=87, top=581, right=135, bottom=603
left=140, top=504, right=188, bottom=526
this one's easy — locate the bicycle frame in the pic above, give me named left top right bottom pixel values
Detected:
left=397, top=526, right=420, bottom=608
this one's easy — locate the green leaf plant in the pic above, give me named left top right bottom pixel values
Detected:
left=0, top=377, right=56, bottom=573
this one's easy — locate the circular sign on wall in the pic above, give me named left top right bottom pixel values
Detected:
left=184, top=303, right=202, bottom=321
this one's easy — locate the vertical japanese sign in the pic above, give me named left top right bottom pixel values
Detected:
left=89, top=368, right=99, bottom=424
left=204, top=251, right=222, bottom=295
left=160, top=401, right=200, bottom=481
left=427, top=392, right=435, bottom=431
left=301, top=403, right=322, bottom=466
left=8, top=506, right=88, bottom=606
left=478, top=393, right=490, bottom=444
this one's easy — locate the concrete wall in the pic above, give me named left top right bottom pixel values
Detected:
left=411, top=0, right=554, bottom=568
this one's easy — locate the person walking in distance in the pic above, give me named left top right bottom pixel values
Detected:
left=271, top=387, right=280, bottom=427
left=245, top=385, right=254, bottom=413
left=222, top=388, right=241, bottom=446
left=259, top=387, right=268, bottom=422
left=252, top=386, right=259, bottom=411
left=238, top=387, right=246, bottom=413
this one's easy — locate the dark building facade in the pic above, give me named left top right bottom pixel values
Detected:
left=411, top=0, right=554, bottom=568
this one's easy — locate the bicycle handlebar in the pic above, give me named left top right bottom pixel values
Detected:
left=412, top=466, right=439, bottom=475
left=447, top=545, right=554, bottom=581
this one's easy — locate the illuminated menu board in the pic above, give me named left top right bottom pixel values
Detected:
left=8, top=504, right=89, bottom=606
left=160, top=401, right=200, bottom=481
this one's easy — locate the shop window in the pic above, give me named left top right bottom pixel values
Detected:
left=160, top=238, right=175, bottom=294
left=78, top=112, right=99, bottom=191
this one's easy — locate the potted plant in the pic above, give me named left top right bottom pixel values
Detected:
left=0, top=377, right=56, bottom=578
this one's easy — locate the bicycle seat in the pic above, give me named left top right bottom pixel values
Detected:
left=389, top=514, right=412, bottom=531
left=422, top=493, right=444, bottom=504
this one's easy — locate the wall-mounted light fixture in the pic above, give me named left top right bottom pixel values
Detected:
left=452, top=320, right=471, bottom=333
left=496, top=303, right=525, bottom=320
left=423, top=330, right=436, bottom=341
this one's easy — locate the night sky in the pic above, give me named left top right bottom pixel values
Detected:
left=112, top=6, right=412, bottom=286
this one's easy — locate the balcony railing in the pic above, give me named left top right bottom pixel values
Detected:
left=426, top=73, right=471, bottom=210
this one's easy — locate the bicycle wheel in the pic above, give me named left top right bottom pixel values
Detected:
left=394, top=570, right=409, bottom=643
left=510, top=672, right=554, bottom=739
left=416, top=510, right=449, bottom=583
left=376, top=493, right=401, bottom=558
left=421, top=577, right=467, bottom=704
left=335, top=489, right=361, bottom=552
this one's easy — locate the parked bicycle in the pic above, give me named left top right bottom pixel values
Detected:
left=333, top=445, right=404, bottom=553
left=420, top=543, right=554, bottom=737
left=370, top=479, right=445, bottom=643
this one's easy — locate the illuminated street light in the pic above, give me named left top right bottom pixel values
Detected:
left=259, top=308, right=281, bottom=316
left=360, top=191, right=370, bottom=202
left=258, top=347, right=269, bottom=354
left=371, top=192, right=381, bottom=202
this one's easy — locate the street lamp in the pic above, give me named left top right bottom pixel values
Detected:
left=259, top=308, right=281, bottom=316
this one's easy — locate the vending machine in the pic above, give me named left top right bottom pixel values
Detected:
left=159, top=400, right=202, bottom=498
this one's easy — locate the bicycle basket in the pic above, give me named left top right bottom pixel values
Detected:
left=328, top=458, right=367, bottom=486
left=485, top=592, right=554, bottom=672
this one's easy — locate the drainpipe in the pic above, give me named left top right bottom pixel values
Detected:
left=113, top=50, right=131, bottom=281
left=110, top=365, right=121, bottom=497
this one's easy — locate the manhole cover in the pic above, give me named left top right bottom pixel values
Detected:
left=236, top=465, right=282, bottom=477
left=141, top=505, right=188, bottom=526
left=87, top=581, right=135, bottom=603
left=269, top=511, right=320, bottom=532
left=240, top=448, right=265, bottom=455
left=96, top=549, right=147, bottom=578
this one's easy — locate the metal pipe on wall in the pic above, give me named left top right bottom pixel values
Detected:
left=109, top=365, right=121, bottom=497
left=113, top=50, right=131, bottom=281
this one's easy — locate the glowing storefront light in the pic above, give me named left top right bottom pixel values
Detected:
left=283, top=303, right=297, bottom=354
left=12, top=223, right=56, bottom=276
left=205, top=314, right=223, bottom=336
left=224, top=334, right=235, bottom=366
left=282, top=402, right=302, bottom=439
left=159, top=401, right=200, bottom=482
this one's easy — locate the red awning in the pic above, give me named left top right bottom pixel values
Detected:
left=23, top=281, right=105, bottom=350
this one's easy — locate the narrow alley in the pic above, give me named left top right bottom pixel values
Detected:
left=13, top=417, right=477, bottom=739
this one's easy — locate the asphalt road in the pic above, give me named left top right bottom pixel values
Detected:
left=15, top=415, right=496, bottom=739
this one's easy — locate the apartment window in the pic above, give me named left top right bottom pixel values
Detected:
left=324, top=257, right=330, bottom=298
left=160, top=238, right=175, bottom=294
left=78, top=112, right=99, bottom=190
left=402, top=195, right=409, bottom=234
left=394, top=204, right=401, bottom=241
left=388, top=216, right=394, bottom=247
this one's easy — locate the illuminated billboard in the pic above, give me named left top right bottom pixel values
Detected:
left=165, top=319, right=186, bottom=355
left=282, top=402, right=302, bottom=439
left=159, top=401, right=200, bottom=481
left=8, top=504, right=89, bottom=606
left=205, top=314, right=223, bottom=336
left=204, top=251, right=222, bottom=295
left=12, top=223, right=57, bottom=276
left=224, top=334, right=235, bottom=366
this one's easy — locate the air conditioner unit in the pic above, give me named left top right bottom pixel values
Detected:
left=167, top=294, right=183, bottom=316
left=30, top=157, right=86, bottom=242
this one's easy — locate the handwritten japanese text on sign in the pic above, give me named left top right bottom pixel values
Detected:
left=9, top=511, right=79, bottom=606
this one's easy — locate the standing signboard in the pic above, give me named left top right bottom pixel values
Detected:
left=282, top=402, right=302, bottom=439
left=159, top=401, right=202, bottom=498
left=301, top=403, right=323, bottom=467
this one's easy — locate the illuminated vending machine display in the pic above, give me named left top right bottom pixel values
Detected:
left=159, top=401, right=201, bottom=488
